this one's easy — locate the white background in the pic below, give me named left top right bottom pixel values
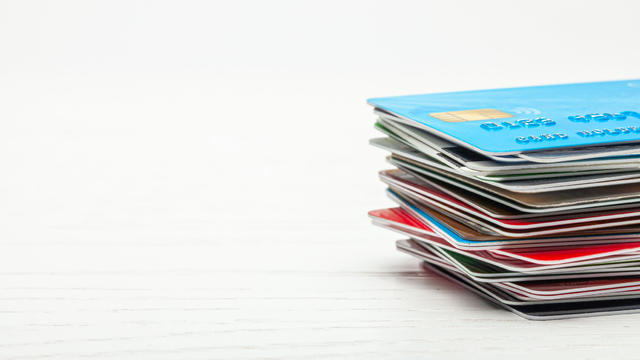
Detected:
left=1, top=0, right=640, bottom=358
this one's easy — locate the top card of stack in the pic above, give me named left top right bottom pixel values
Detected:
left=368, top=80, right=640, bottom=163
left=369, top=80, right=640, bottom=215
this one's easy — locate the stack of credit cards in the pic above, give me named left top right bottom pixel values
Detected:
left=367, top=80, right=640, bottom=320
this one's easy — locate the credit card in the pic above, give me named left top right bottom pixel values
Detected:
left=389, top=158, right=640, bottom=210
left=398, top=241, right=640, bottom=307
left=374, top=210, right=640, bottom=269
left=386, top=189, right=640, bottom=249
left=390, top=153, right=640, bottom=193
left=374, top=109, right=524, bottom=163
left=396, top=238, right=640, bottom=282
left=380, top=169, right=640, bottom=226
left=422, top=260, right=640, bottom=320
left=371, top=136, right=640, bottom=180
left=499, top=277, right=640, bottom=299
left=385, top=223, right=640, bottom=274
left=402, top=240, right=640, bottom=295
left=370, top=80, right=640, bottom=320
left=368, top=80, right=640, bottom=157
left=389, top=184, right=640, bottom=237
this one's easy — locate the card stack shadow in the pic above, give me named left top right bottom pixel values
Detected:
left=368, top=80, right=640, bottom=320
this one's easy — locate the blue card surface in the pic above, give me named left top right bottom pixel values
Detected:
left=387, top=188, right=496, bottom=246
left=368, top=80, right=640, bottom=154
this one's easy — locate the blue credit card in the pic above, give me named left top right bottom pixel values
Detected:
left=387, top=188, right=501, bottom=246
left=368, top=80, right=640, bottom=155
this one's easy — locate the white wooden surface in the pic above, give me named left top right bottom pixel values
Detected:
left=2, top=1, right=640, bottom=358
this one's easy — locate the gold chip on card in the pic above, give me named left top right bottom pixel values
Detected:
left=429, top=109, right=513, bottom=122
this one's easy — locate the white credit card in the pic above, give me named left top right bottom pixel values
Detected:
left=380, top=169, right=640, bottom=226
left=519, top=143, right=640, bottom=163
left=422, top=259, right=640, bottom=320
left=379, top=169, right=640, bottom=218
left=389, top=153, right=640, bottom=193
left=389, top=159, right=640, bottom=210
left=371, top=134, right=640, bottom=179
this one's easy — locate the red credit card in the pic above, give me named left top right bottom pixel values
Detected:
left=492, top=243, right=640, bottom=265
left=369, top=207, right=640, bottom=265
